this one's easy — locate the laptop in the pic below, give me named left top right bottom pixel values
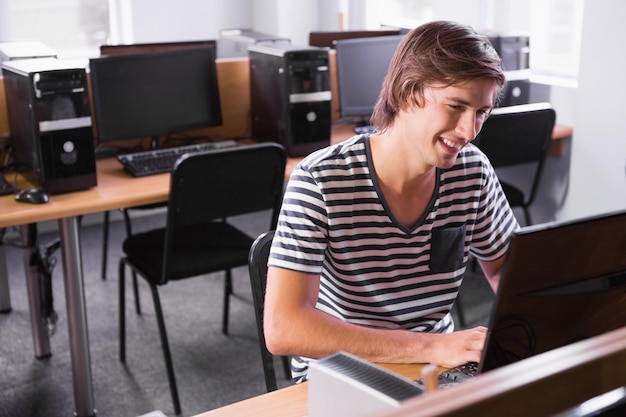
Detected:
left=435, top=208, right=626, bottom=386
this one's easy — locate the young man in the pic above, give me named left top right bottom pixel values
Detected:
left=264, top=20, right=519, bottom=382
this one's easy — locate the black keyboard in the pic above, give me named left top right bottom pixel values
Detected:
left=415, top=362, right=479, bottom=391
left=117, top=140, right=238, bottom=177
left=437, top=362, right=478, bottom=388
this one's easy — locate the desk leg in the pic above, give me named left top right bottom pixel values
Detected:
left=20, top=224, right=51, bottom=358
left=58, top=217, right=96, bottom=417
left=0, top=244, right=12, bottom=313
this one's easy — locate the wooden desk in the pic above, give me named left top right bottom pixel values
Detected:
left=192, top=363, right=425, bottom=417
left=194, top=326, right=626, bottom=417
left=0, top=158, right=172, bottom=417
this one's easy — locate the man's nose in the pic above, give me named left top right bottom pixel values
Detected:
left=456, top=112, right=480, bottom=141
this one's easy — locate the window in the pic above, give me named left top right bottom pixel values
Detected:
left=529, top=0, right=583, bottom=81
left=357, top=0, right=583, bottom=83
left=0, top=0, right=109, bottom=58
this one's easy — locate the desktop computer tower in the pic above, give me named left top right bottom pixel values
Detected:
left=249, top=43, right=331, bottom=157
left=486, top=34, right=531, bottom=108
left=500, top=77, right=531, bottom=107
left=2, top=58, right=97, bottom=194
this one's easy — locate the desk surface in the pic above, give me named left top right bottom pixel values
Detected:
left=194, top=326, right=626, bottom=417
left=0, top=124, right=356, bottom=228
left=192, top=363, right=425, bottom=417
left=0, top=158, right=170, bottom=228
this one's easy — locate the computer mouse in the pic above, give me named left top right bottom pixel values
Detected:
left=14, top=188, right=49, bottom=204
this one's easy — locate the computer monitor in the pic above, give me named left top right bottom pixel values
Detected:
left=480, top=208, right=626, bottom=373
left=89, top=44, right=222, bottom=145
left=334, top=35, right=405, bottom=124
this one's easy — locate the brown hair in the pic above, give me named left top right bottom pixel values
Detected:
left=370, top=20, right=506, bottom=132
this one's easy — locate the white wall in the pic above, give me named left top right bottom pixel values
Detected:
left=253, top=0, right=341, bottom=46
left=113, top=0, right=340, bottom=48
left=112, top=0, right=253, bottom=44
left=557, top=0, right=626, bottom=221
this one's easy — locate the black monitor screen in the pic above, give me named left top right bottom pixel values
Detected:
left=480, top=209, right=626, bottom=373
left=89, top=45, right=222, bottom=143
left=335, top=35, right=405, bottom=122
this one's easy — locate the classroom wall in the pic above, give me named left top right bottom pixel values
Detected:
left=111, top=0, right=253, bottom=44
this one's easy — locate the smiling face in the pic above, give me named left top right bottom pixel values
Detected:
left=395, top=77, right=498, bottom=171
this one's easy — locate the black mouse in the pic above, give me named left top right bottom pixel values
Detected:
left=15, top=188, right=49, bottom=204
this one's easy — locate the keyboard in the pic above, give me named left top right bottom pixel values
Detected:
left=437, top=362, right=478, bottom=388
left=415, top=362, right=478, bottom=391
left=116, top=140, right=238, bottom=177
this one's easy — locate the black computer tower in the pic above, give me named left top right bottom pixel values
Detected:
left=249, top=43, right=331, bottom=157
left=2, top=58, right=97, bottom=194
left=500, top=77, right=531, bottom=107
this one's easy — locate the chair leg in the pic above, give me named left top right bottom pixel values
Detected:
left=119, top=259, right=126, bottom=362
left=150, top=284, right=182, bottom=416
left=132, top=275, right=141, bottom=316
left=122, top=209, right=142, bottom=315
left=101, top=211, right=109, bottom=280
left=222, top=269, right=232, bottom=335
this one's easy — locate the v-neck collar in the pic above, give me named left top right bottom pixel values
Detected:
left=363, top=136, right=440, bottom=233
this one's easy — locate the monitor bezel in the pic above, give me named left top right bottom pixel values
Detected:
left=89, top=42, right=222, bottom=144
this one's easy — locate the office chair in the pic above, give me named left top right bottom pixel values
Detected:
left=118, top=143, right=287, bottom=415
left=248, top=230, right=292, bottom=392
left=474, top=102, right=556, bottom=226
left=457, top=103, right=556, bottom=328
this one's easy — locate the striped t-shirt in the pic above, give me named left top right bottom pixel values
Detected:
left=268, top=134, right=519, bottom=381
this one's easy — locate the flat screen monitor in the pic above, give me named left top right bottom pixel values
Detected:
left=89, top=44, right=222, bottom=144
left=334, top=35, right=405, bottom=123
left=479, top=208, right=626, bottom=373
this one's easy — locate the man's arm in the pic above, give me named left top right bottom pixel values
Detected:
left=478, top=254, right=506, bottom=293
left=263, top=266, right=489, bottom=369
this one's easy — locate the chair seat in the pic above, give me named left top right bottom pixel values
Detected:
left=122, top=222, right=254, bottom=284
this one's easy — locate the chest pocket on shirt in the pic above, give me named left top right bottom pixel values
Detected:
left=429, top=225, right=466, bottom=273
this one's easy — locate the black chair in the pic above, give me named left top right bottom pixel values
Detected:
left=102, top=204, right=164, bottom=315
left=474, top=102, right=556, bottom=226
left=248, top=230, right=291, bottom=392
left=458, top=103, right=556, bottom=328
left=118, top=143, right=286, bottom=415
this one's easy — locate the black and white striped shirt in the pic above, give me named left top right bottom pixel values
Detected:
left=269, top=134, right=519, bottom=380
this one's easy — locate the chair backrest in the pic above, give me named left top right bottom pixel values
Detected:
left=163, top=142, right=286, bottom=279
left=474, top=102, right=556, bottom=203
left=248, top=230, right=279, bottom=392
